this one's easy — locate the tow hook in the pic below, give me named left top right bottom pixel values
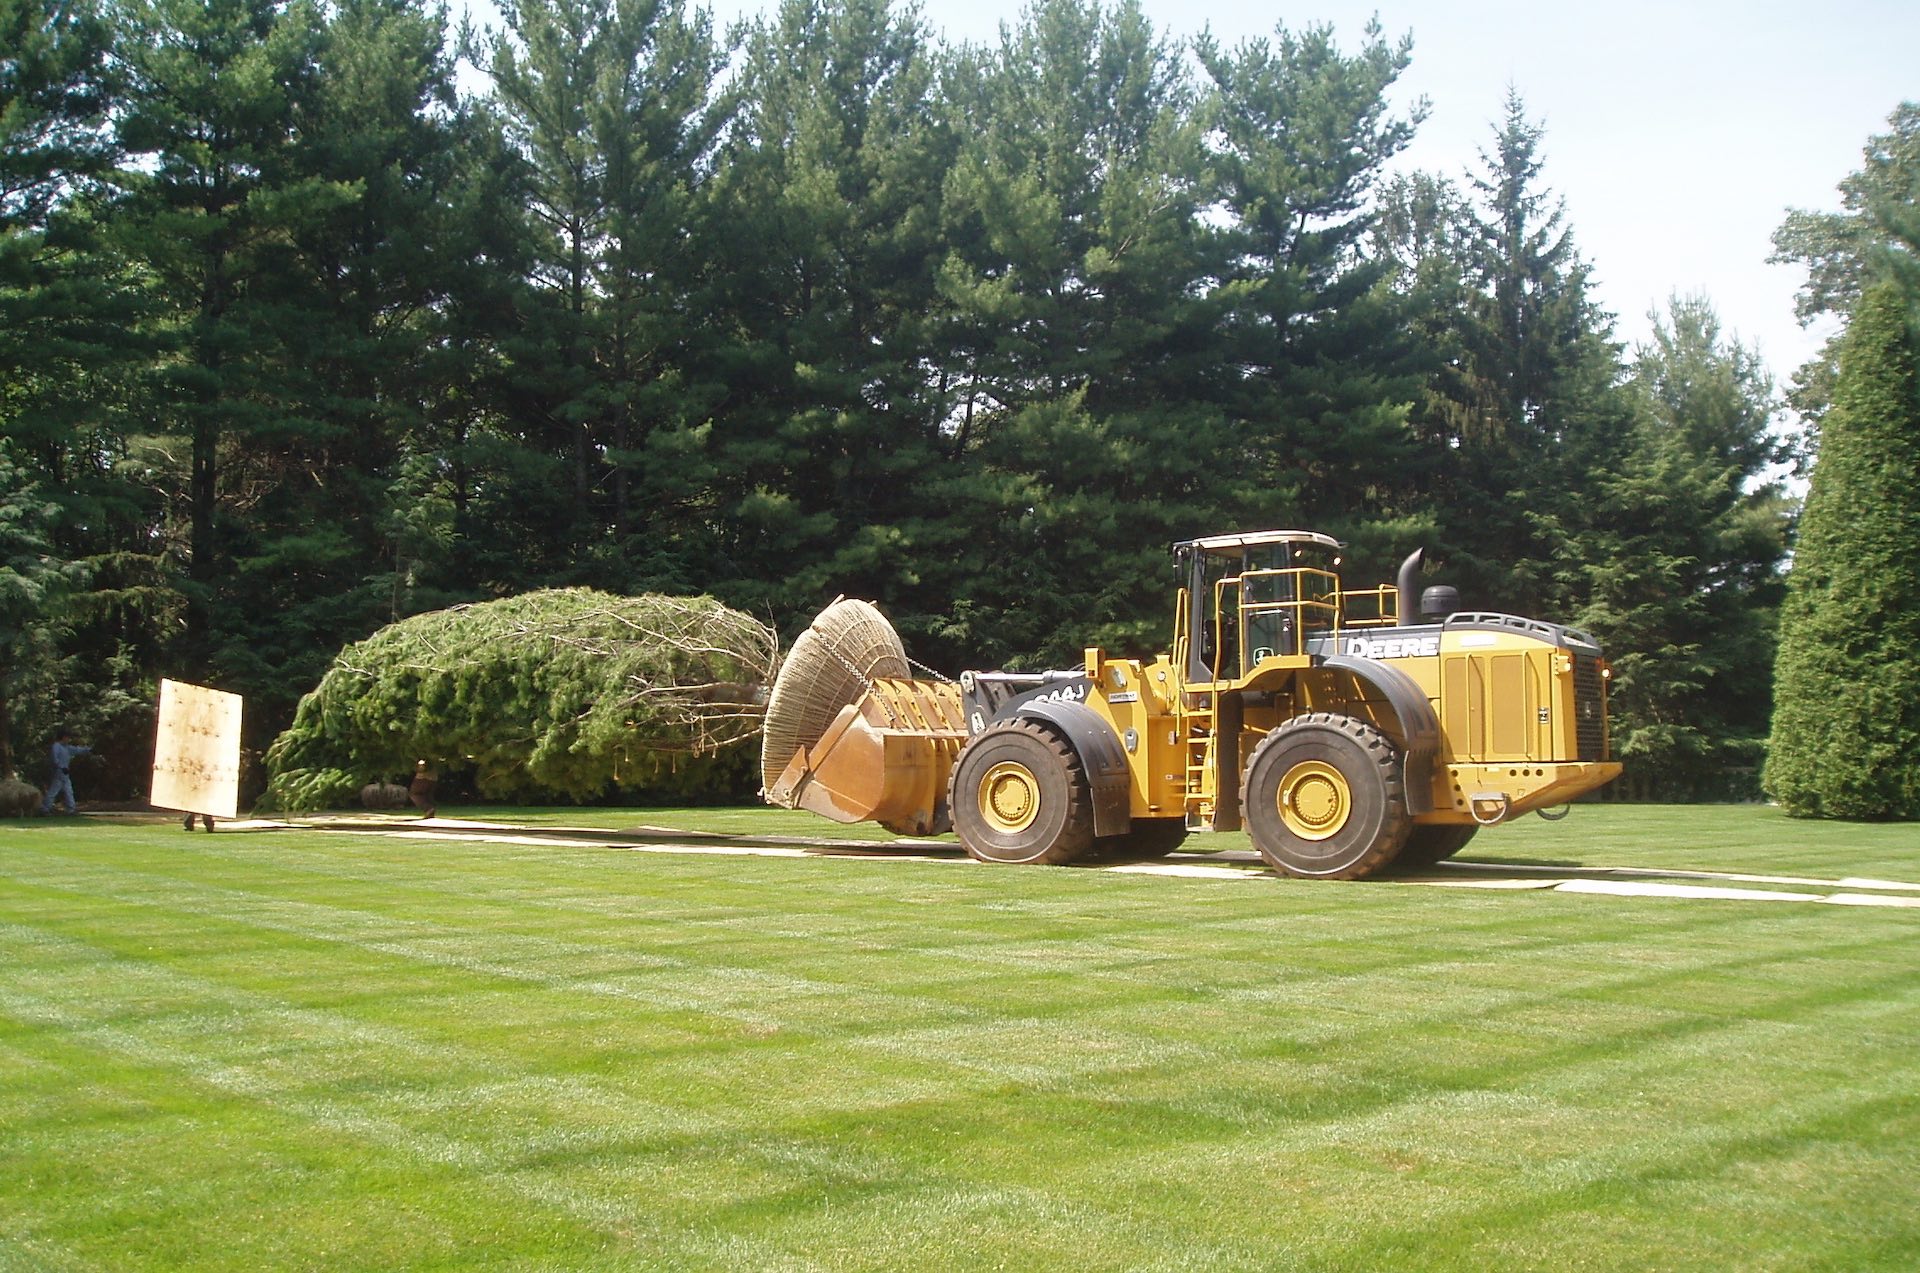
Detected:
left=1469, top=792, right=1511, bottom=826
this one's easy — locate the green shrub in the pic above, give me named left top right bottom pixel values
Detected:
left=261, top=590, right=777, bottom=811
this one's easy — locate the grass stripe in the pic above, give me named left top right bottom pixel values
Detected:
left=1, top=806, right=1916, bottom=1269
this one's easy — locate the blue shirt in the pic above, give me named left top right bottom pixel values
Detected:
left=50, top=742, right=89, bottom=771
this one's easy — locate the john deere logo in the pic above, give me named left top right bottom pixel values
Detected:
left=1344, top=635, right=1440, bottom=660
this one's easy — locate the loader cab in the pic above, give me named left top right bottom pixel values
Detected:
left=1175, top=531, right=1344, bottom=684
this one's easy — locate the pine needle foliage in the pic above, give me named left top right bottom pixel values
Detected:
left=262, top=590, right=779, bottom=810
left=1764, top=283, right=1920, bottom=819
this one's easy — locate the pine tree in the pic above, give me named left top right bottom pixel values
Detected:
left=1763, top=283, right=1920, bottom=818
left=0, top=0, right=117, bottom=501
left=700, top=0, right=955, bottom=633
left=483, top=0, right=729, bottom=588
left=1579, top=297, right=1790, bottom=799
left=482, top=0, right=623, bottom=569
left=1195, top=18, right=1426, bottom=548
left=215, top=0, right=475, bottom=714
left=111, top=0, right=347, bottom=675
left=933, top=0, right=1218, bottom=663
left=589, top=0, right=727, bottom=576
left=1388, top=91, right=1629, bottom=617
left=0, top=0, right=153, bottom=782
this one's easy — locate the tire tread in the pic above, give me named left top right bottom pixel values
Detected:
left=949, top=718, right=1095, bottom=865
left=1242, top=711, right=1409, bottom=880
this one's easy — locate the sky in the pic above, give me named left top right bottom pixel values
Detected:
left=468, top=0, right=1918, bottom=390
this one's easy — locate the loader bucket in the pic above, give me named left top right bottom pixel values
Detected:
left=761, top=600, right=967, bottom=836
left=768, top=678, right=966, bottom=834
left=760, top=598, right=909, bottom=793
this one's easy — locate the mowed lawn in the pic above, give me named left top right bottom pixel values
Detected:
left=2, top=805, right=1917, bottom=1271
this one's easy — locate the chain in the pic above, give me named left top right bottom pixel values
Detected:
left=906, top=653, right=955, bottom=683
left=801, top=610, right=953, bottom=733
left=814, top=633, right=904, bottom=728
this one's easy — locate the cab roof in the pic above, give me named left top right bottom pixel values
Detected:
left=1176, top=530, right=1343, bottom=554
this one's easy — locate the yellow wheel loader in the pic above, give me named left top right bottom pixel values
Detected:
left=761, top=531, right=1622, bottom=879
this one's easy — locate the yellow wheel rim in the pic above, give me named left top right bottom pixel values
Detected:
left=1278, top=760, right=1350, bottom=841
left=978, top=761, right=1041, bottom=834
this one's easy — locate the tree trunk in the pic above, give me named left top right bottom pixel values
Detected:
left=611, top=324, right=629, bottom=540
left=188, top=242, right=230, bottom=661
left=0, top=678, right=15, bottom=778
left=570, top=222, right=592, bottom=508
left=188, top=377, right=219, bottom=660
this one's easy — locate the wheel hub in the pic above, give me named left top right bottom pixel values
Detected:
left=1278, top=760, right=1350, bottom=841
left=979, top=761, right=1041, bottom=833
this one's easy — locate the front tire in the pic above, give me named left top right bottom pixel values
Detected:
left=949, top=719, right=1095, bottom=865
left=1243, top=713, right=1409, bottom=879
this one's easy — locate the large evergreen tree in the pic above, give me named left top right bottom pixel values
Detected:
left=1579, top=296, right=1790, bottom=799
left=1378, top=92, right=1631, bottom=617
left=588, top=0, right=727, bottom=582
left=482, top=0, right=631, bottom=579
left=482, top=0, right=727, bottom=590
left=110, top=0, right=343, bottom=677
left=224, top=0, right=475, bottom=708
left=700, top=0, right=953, bottom=632
left=1195, top=18, right=1426, bottom=561
left=1764, top=282, right=1920, bottom=818
left=933, top=0, right=1219, bottom=663
left=0, top=0, right=153, bottom=781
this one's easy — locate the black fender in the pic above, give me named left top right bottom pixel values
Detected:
left=1319, top=654, right=1441, bottom=815
left=1011, top=698, right=1133, bottom=838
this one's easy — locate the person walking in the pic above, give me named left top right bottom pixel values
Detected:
left=409, top=760, right=438, bottom=819
left=40, top=729, right=90, bottom=815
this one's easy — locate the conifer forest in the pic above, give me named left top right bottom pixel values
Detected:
left=4, top=0, right=1915, bottom=808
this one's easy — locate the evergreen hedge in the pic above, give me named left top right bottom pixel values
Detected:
left=1764, top=283, right=1920, bottom=818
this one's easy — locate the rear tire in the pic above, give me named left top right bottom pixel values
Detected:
left=949, top=720, right=1095, bottom=865
left=1395, top=823, right=1477, bottom=870
left=1243, top=713, right=1408, bottom=879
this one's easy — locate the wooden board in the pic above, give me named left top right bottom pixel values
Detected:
left=150, top=680, right=244, bottom=819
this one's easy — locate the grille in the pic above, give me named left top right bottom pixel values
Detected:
left=1572, top=655, right=1608, bottom=762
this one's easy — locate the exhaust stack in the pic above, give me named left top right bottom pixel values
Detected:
left=1395, top=548, right=1425, bottom=624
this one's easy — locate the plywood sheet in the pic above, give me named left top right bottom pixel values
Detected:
left=151, top=679, right=243, bottom=819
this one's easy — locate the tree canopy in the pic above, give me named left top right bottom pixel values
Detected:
left=4, top=0, right=1884, bottom=807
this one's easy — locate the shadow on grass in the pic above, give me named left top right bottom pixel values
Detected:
left=297, top=814, right=975, bottom=859
left=1445, top=855, right=1587, bottom=870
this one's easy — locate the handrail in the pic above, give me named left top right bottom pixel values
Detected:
left=1211, top=577, right=1240, bottom=677
left=1239, top=568, right=1341, bottom=660
left=1190, top=567, right=1355, bottom=677
left=1339, top=584, right=1400, bottom=628
left=1172, top=585, right=1191, bottom=680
